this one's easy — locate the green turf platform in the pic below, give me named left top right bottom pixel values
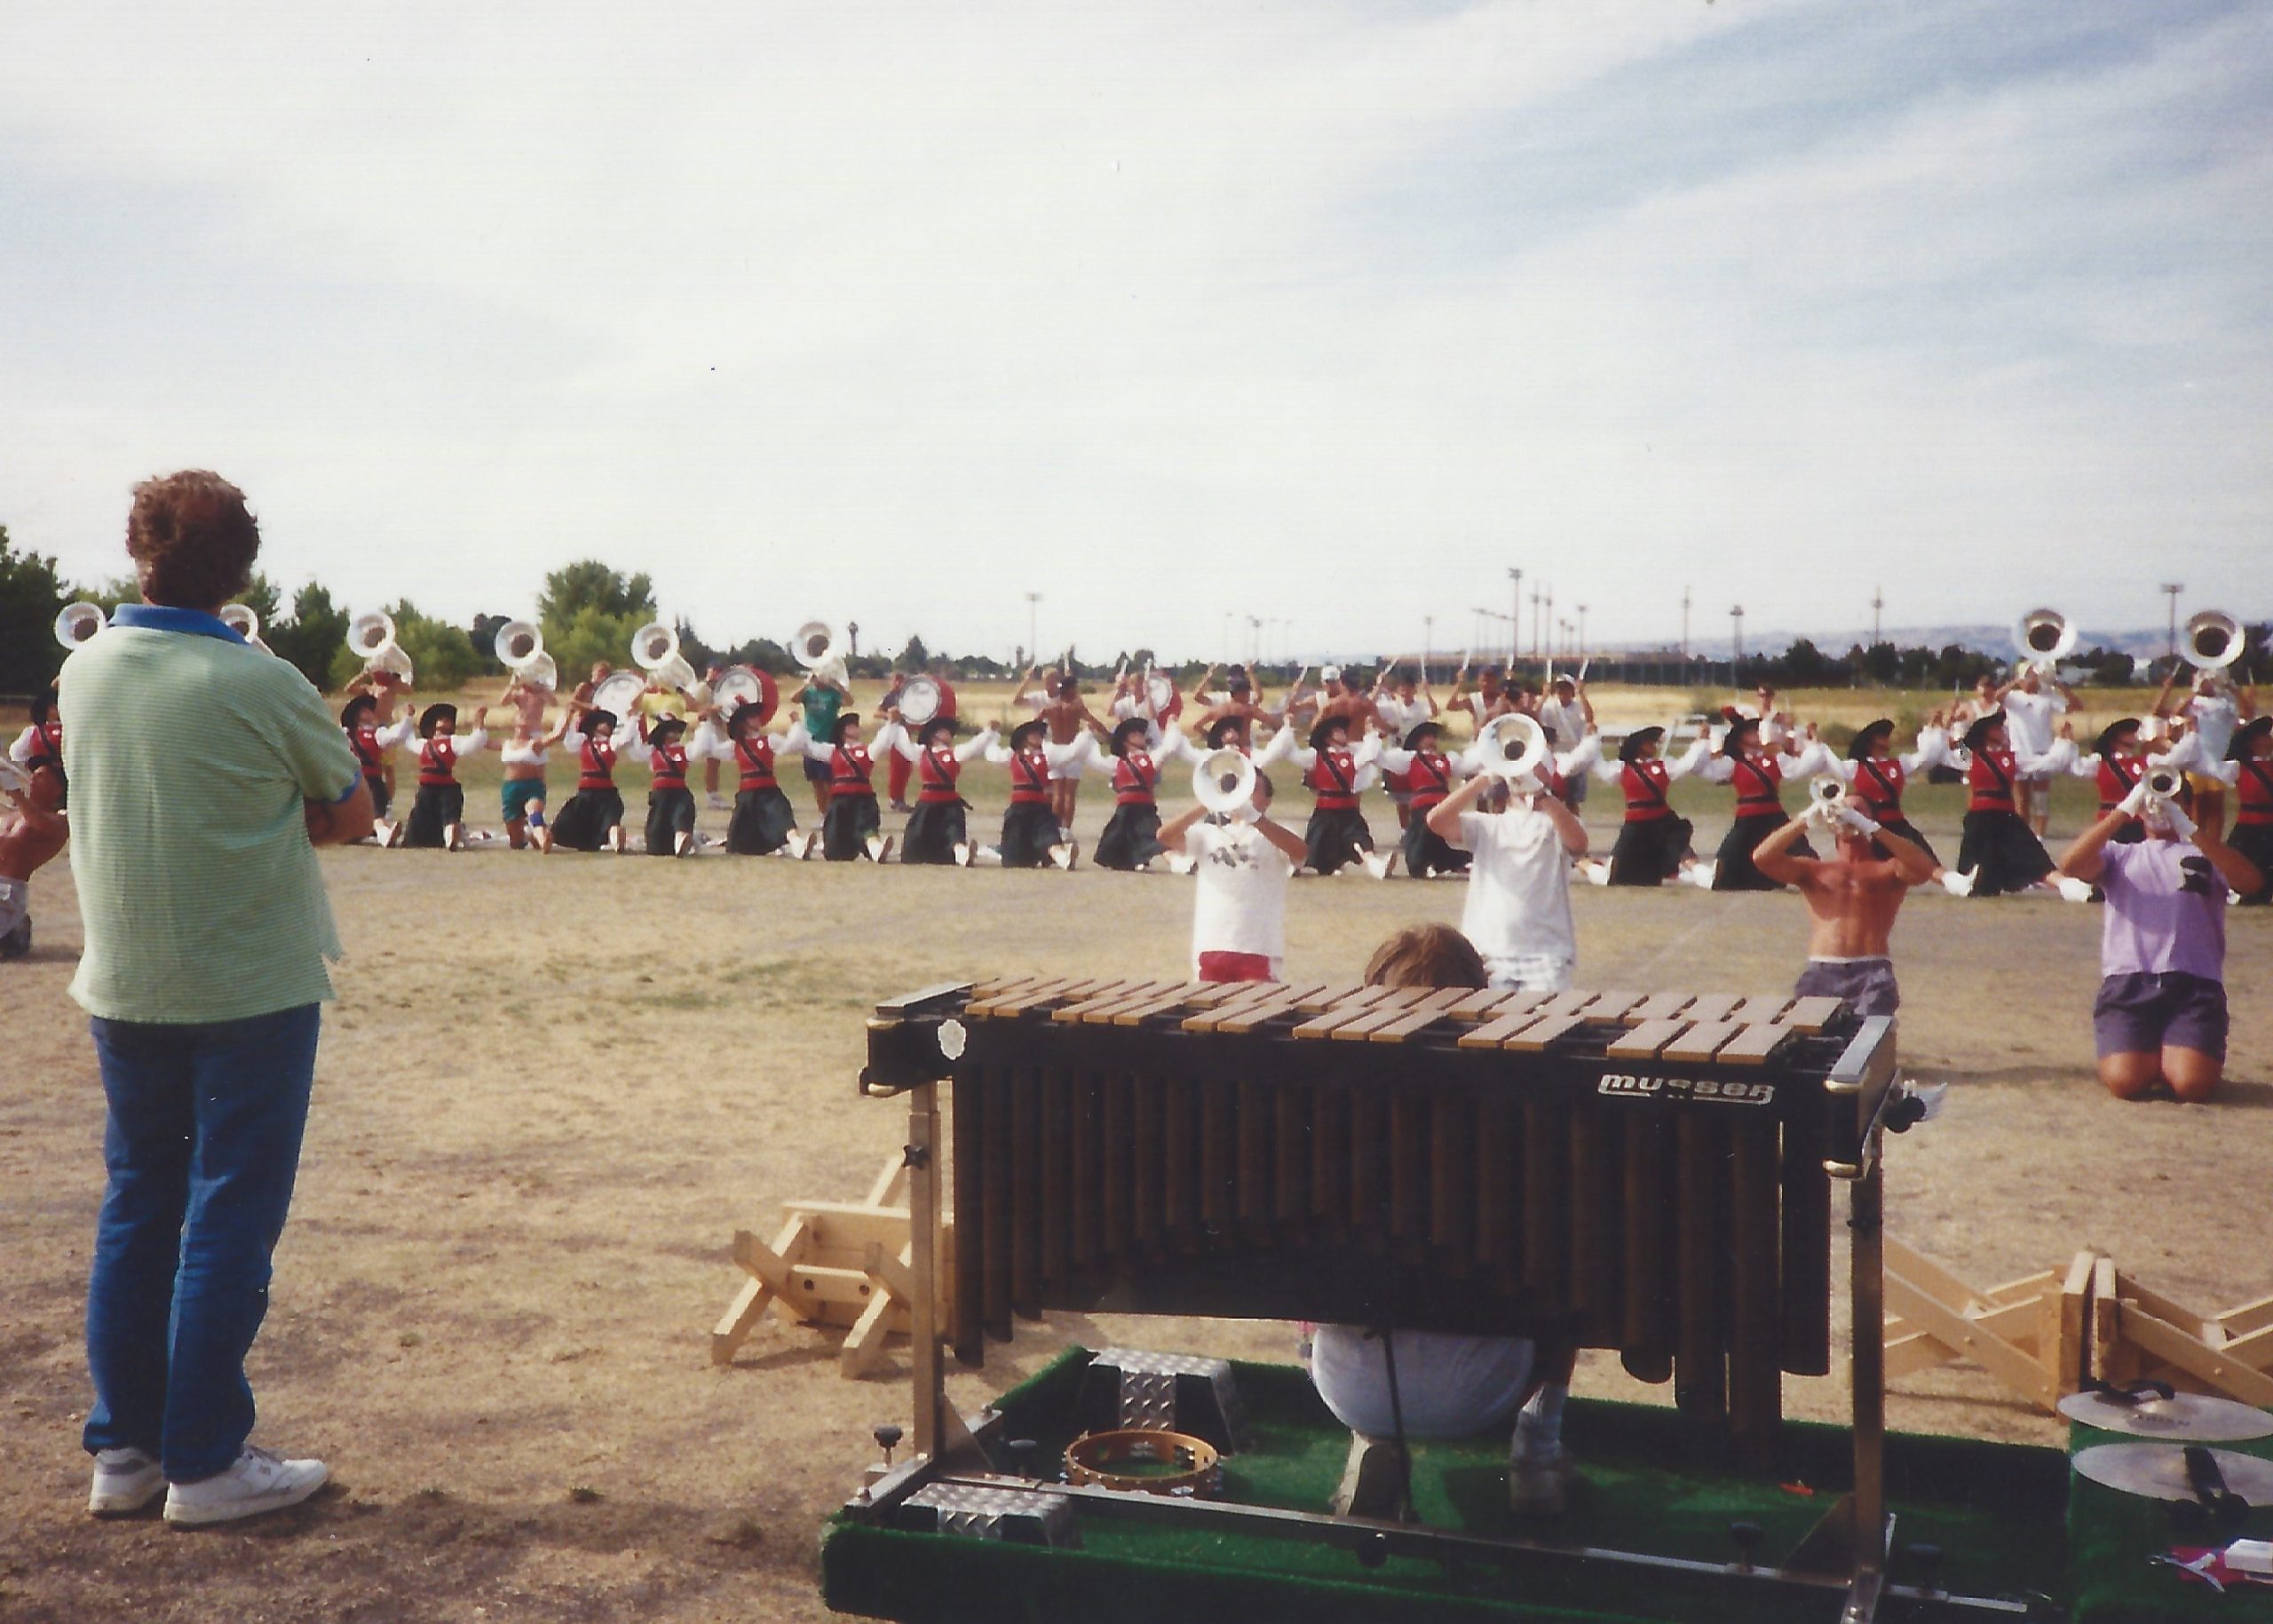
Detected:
left=825, top=1349, right=2200, bottom=1623
left=2066, top=1416, right=2273, bottom=1623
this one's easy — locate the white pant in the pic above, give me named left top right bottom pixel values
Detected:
left=1310, top=1327, right=1533, bottom=1441
left=1485, top=955, right=1572, bottom=994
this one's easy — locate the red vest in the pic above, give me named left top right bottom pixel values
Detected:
left=1730, top=755, right=1784, bottom=815
left=2095, top=755, right=2141, bottom=815
left=1009, top=750, right=1051, bottom=805
left=27, top=723, right=63, bottom=772
left=417, top=736, right=460, bottom=787
left=1112, top=751, right=1158, bottom=806
left=1305, top=747, right=1361, bottom=812
left=733, top=735, right=777, bottom=790
left=2237, top=758, right=2273, bottom=827
left=918, top=747, right=962, bottom=804
left=649, top=740, right=688, bottom=792
left=578, top=737, right=617, bottom=792
left=1405, top=751, right=1454, bottom=810
left=829, top=744, right=875, bottom=799
left=1853, top=756, right=1905, bottom=819
left=1966, top=749, right=2016, bottom=813
left=1620, top=759, right=1675, bottom=822
left=349, top=725, right=386, bottom=778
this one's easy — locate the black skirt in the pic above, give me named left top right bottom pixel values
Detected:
left=726, top=786, right=797, bottom=854
left=366, top=773, right=391, bottom=820
left=1955, top=810, right=2054, bottom=896
left=552, top=787, right=625, bottom=851
left=1713, top=811, right=1805, bottom=891
left=404, top=782, right=464, bottom=848
left=1869, top=815, right=1941, bottom=867
left=2228, top=823, right=2273, bottom=905
left=1399, top=814, right=1469, bottom=878
left=822, top=791, right=882, bottom=860
left=1609, top=815, right=1691, bottom=886
left=902, top=799, right=970, bottom=864
left=645, top=787, right=697, bottom=856
left=1303, top=806, right=1374, bottom=874
left=1094, top=802, right=1164, bottom=870
left=997, top=802, right=1060, bottom=867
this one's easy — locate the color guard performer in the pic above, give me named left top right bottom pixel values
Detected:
left=0, top=762, right=67, bottom=961
left=621, top=712, right=698, bottom=857
left=1287, top=715, right=1392, bottom=877
left=800, top=712, right=892, bottom=863
left=340, top=693, right=414, bottom=847
left=1948, top=711, right=2086, bottom=899
left=400, top=703, right=489, bottom=850
left=980, top=718, right=1077, bottom=869
left=884, top=712, right=996, bottom=866
left=1690, top=715, right=1826, bottom=891
left=1374, top=720, right=1470, bottom=878
left=1371, top=663, right=1437, bottom=833
left=10, top=690, right=66, bottom=807
left=1826, top=717, right=1968, bottom=890
left=2220, top=716, right=2273, bottom=905
left=2065, top=719, right=2150, bottom=846
left=551, top=708, right=630, bottom=853
left=1590, top=725, right=1700, bottom=886
left=1081, top=716, right=1176, bottom=872
left=704, top=701, right=813, bottom=858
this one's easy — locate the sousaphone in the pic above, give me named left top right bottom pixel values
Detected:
left=53, top=601, right=107, bottom=650
left=792, top=621, right=840, bottom=672
left=218, top=603, right=274, bottom=655
left=2183, top=610, right=2245, bottom=671
left=1475, top=711, right=1551, bottom=785
left=897, top=676, right=943, bottom=727
left=2012, top=607, right=2076, bottom=672
left=494, top=619, right=545, bottom=670
left=1194, top=747, right=1257, bottom=817
left=714, top=664, right=778, bottom=725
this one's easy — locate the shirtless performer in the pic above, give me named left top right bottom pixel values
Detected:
left=1011, top=665, right=1111, bottom=833
left=1752, top=789, right=1936, bottom=1018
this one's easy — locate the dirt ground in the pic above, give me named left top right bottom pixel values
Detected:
left=3, top=684, right=2267, bottom=1623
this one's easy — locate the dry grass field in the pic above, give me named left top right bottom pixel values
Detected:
left=2, top=681, right=2266, bottom=1623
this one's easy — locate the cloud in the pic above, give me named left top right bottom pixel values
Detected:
left=0, top=1, right=2265, bottom=661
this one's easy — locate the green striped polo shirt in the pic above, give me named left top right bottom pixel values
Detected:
left=59, top=605, right=361, bottom=1024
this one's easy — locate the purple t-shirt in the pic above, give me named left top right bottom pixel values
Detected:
left=2098, top=839, right=2227, bottom=981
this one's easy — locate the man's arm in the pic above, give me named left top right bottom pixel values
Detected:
left=1866, top=816, right=1937, bottom=885
left=0, top=782, right=69, bottom=881
left=305, top=775, right=376, bottom=846
left=1158, top=802, right=1208, bottom=848
left=1752, top=813, right=1821, bottom=888
left=1426, top=772, right=1493, bottom=844
left=1253, top=813, right=1307, bottom=863
left=2056, top=809, right=2129, bottom=884
left=2194, top=820, right=2266, bottom=897
left=1536, top=790, right=1587, bottom=856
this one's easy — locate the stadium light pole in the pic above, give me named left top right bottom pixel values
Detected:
left=1509, top=567, right=1523, bottom=670
left=1730, top=604, right=1745, bottom=686
left=2161, top=582, right=2184, bottom=665
left=1026, top=593, right=1041, bottom=669
left=1681, top=586, right=1691, bottom=664
left=1577, top=603, right=1588, bottom=661
left=1423, top=614, right=1434, bottom=679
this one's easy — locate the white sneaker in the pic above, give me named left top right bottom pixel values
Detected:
left=1166, top=854, right=1196, bottom=875
left=162, top=1445, right=329, bottom=1527
left=377, top=819, right=405, bottom=849
left=867, top=835, right=895, bottom=863
left=89, top=1447, right=165, bottom=1517
left=1049, top=841, right=1078, bottom=871
left=2055, top=875, right=2095, bottom=903
left=790, top=831, right=815, bottom=860
left=1580, top=859, right=1611, bottom=887
left=707, top=792, right=730, bottom=812
left=1939, top=867, right=1976, bottom=897
left=444, top=822, right=463, bottom=851
left=1329, top=1433, right=1408, bottom=1520
left=674, top=829, right=693, bottom=857
left=953, top=842, right=974, bottom=867
left=1683, top=861, right=1717, bottom=890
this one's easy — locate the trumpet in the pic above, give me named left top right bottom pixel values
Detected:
left=2183, top=610, right=2245, bottom=671
left=1809, top=773, right=1848, bottom=811
left=53, top=601, right=107, bottom=650
left=1474, top=711, right=1551, bottom=783
left=1194, top=747, right=1257, bottom=817
left=2144, top=764, right=2185, bottom=801
left=2012, top=606, right=2075, bottom=672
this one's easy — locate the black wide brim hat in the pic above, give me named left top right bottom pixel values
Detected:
left=1619, top=725, right=1666, bottom=764
left=1206, top=717, right=1246, bottom=749
left=1403, top=720, right=1440, bottom=750
left=1111, top=716, right=1151, bottom=755
left=2095, top=718, right=2142, bottom=758
left=418, top=703, right=457, bottom=738
left=1962, top=710, right=2004, bottom=753
left=1009, top=719, right=1048, bottom=750
left=649, top=717, right=687, bottom=746
left=727, top=701, right=765, bottom=737
left=2229, top=715, right=2272, bottom=761
left=1308, top=717, right=1349, bottom=753
left=1848, top=719, right=1895, bottom=762
left=341, top=694, right=376, bottom=727
left=1719, top=716, right=1759, bottom=757
left=918, top=716, right=957, bottom=746
left=582, top=708, right=618, bottom=736
left=828, top=712, right=861, bottom=744
left=30, top=690, right=55, bottom=726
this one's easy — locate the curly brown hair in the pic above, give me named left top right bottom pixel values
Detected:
left=126, top=471, right=260, bottom=608
left=1362, top=923, right=1486, bottom=992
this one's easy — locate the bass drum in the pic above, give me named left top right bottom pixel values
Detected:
left=591, top=669, right=648, bottom=728
left=714, top=664, right=779, bottom=726
left=897, top=676, right=941, bottom=727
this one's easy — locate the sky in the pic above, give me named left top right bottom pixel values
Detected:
left=1, top=1, right=2268, bottom=667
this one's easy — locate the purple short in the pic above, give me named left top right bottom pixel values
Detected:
left=1794, top=957, right=1899, bottom=1018
left=802, top=756, right=831, bottom=784
left=2092, top=971, right=2228, bottom=1061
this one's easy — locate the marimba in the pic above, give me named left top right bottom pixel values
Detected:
left=851, top=975, right=1922, bottom=1622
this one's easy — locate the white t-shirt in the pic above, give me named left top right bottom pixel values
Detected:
left=1375, top=694, right=1428, bottom=741
left=1457, top=807, right=1577, bottom=973
left=1311, top=1327, right=1532, bottom=1441
left=1536, top=697, right=1587, bottom=750
left=2002, top=688, right=2064, bottom=757
left=2189, top=693, right=2241, bottom=762
left=1185, top=819, right=1293, bottom=961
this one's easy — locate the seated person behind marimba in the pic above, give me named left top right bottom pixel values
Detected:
left=1309, top=924, right=1577, bottom=1519
left=1752, top=786, right=1936, bottom=1019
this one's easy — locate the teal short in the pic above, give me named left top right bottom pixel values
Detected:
left=501, top=778, right=549, bottom=823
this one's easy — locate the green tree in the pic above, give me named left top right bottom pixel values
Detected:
left=0, top=525, right=71, bottom=695
left=267, top=582, right=351, bottom=688
left=538, top=561, right=655, bottom=677
left=898, top=634, right=931, bottom=672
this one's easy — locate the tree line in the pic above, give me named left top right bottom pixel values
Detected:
left=3, top=527, right=2259, bottom=699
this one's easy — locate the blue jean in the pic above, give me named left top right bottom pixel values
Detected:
left=83, top=1003, right=321, bottom=1482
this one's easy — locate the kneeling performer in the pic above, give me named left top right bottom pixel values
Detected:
left=891, top=714, right=995, bottom=865
left=1753, top=786, right=1936, bottom=1017
left=402, top=704, right=489, bottom=851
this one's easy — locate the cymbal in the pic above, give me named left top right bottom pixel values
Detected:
left=2073, top=1444, right=2273, bottom=1503
left=2059, top=1390, right=2273, bottom=1442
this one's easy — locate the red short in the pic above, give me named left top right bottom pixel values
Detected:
left=1197, top=951, right=1277, bottom=985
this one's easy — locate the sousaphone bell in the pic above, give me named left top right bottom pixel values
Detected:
left=346, top=610, right=414, bottom=683
left=2183, top=610, right=2245, bottom=671
left=1475, top=712, right=1551, bottom=785
left=218, top=603, right=274, bottom=655
left=1194, top=747, right=1257, bottom=818
left=2012, top=607, right=2076, bottom=672
left=494, top=619, right=545, bottom=670
left=53, top=601, right=107, bottom=650
left=792, top=621, right=840, bottom=672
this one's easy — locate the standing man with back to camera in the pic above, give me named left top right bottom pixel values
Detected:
left=63, top=471, right=372, bottom=1527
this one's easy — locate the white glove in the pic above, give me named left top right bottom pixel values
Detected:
left=1836, top=805, right=1881, bottom=836
left=2116, top=780, right=2153, bottom=820
left=2154, top=797, right=2198, bottom=841
left=2055, top=875, right=2096, bottom=903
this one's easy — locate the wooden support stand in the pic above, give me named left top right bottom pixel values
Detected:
left=711, top=1155, right=953, bottom=1378
left=2091, top=1258, right=2273, bottom=1408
